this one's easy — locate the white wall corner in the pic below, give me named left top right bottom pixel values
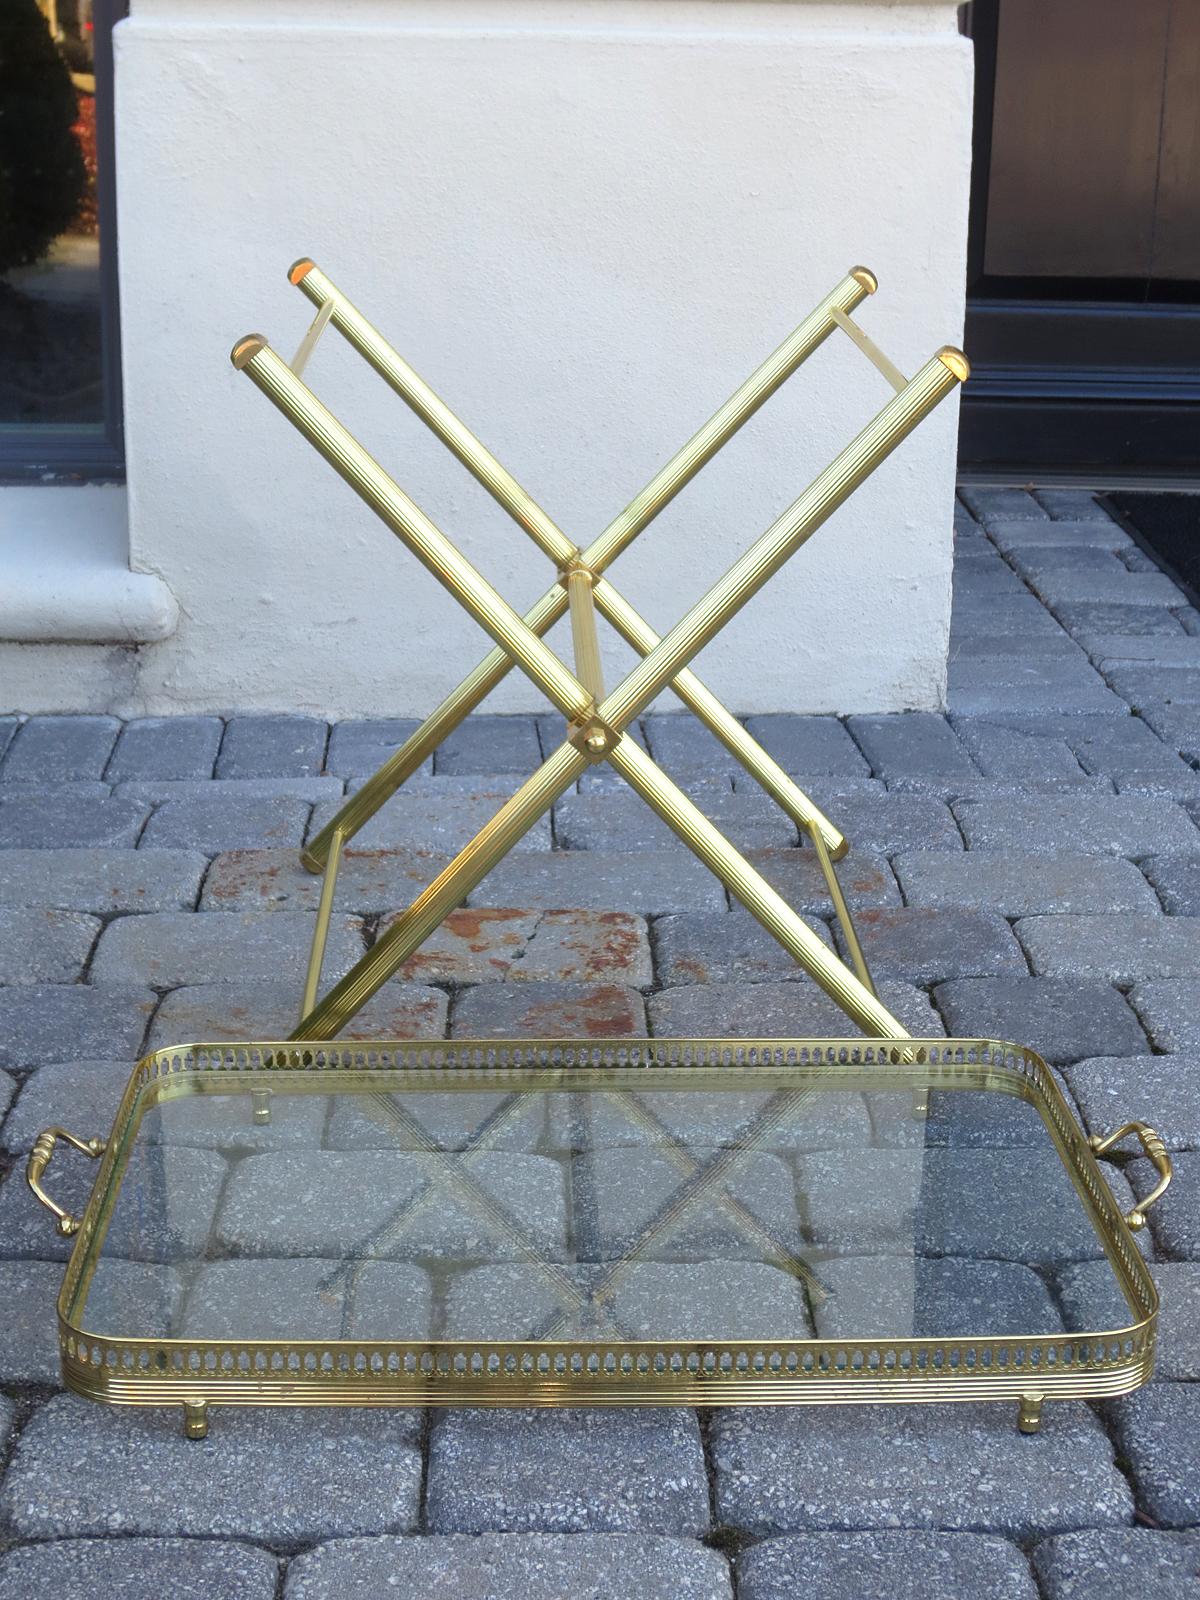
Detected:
left=0, top=485, right=178, bottom=644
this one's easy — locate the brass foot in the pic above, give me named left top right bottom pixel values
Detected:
left=1017, top=1392, right=1044, bottom=1434
left=182, top=1398, right=209, bottom=1440
left=911, top=1088, right=929, bottom=1119
left=251, top=1091, right=272, bottom=1126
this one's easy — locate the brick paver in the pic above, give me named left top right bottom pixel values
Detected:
left=0, top=487, right=1196, bottom=1591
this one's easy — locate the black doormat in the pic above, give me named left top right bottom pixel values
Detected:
left=1104, top=492, right=1200, bottom=611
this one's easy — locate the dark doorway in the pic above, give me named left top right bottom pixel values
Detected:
left=960, top=0, right=1200, bottom=479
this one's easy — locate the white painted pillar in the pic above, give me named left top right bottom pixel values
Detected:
left=111, top=0, right=971, bottom=717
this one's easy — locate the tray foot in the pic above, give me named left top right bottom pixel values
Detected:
left=1017, top=1392, right=1044, bottom=1434
left=182, top=1398, right=209, bottom=1440
left=911, top=1088, right=929, bottom=1118
left=251, top=1091, right=272, bottom=1126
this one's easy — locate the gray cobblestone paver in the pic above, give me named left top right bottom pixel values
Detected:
left=895, top=850, right=1159, bottom=915
left=466, top=850, right=726, bottom=913
left=0, top=847, right=205, bottom=912
left=736, top=1531, right=1039, bottom=1600
left=740, top=714, right=870, bottom=776
left=201, top=846, right=449, bottom=911
left=118, top=776, right=343, bottom=803
left=326, top=717, right=426, bottom=777
left=712, top=1401, right=1130, bottom=1537
left=554, top=791, right=796, bottom=851
left=1129, top=1151, right=1200, bottom=1258
left=1057, top=1260, right=1200, bottom=1379
left=105, top=716, right=224, bottom=781
left=0, top=984, right=155, bottom=1068
left=1110, top=1386, right=1200, bottom=1527
left=0, top=794, right=148, bottom=848
left=146, top=980, right=447, bottom=1050
left=740, top=848, right=900, bottom=914
left=736, top=786, right=964, bottom=853
left=1064, top=1055, right=1200, bottom=1149
left=1016, top=913, right=1200, bottom=981
left=1053, top=600, right=1186, bottom=636
left=285, top=1533, right=732, bottom=1600
left=959, top=487, right=1048, bottom=522
left=3, top=515, right=1200, bottom=1586
left=216, top=1149, right=567, bottom=1260
left=653, top=908, right=832, bottom=985
left=0, top=1394, right=421, bottom=1539
left=846, top=713, right=979, bottom=779
left=1128, top=979, right=1200, bottom=1051
left=0, top=908, right=99, bottom=983
left=451, top=980, right=647, bottom=1037
left=90, top=909, right=365, bottom=987
left=1140, top=854, right=1200, bottom=914
left=426, top=1408, right=709, bottom=1533
left=216, top=714, right=327, bottom=777
left=648, top=978, right=943, bottom=1038
left=1032, top=1528, right=1200, bottom=1600
left=309, top=788, right=549, bottom=853
left=0, top=1537, right=278, bottom=1600
left=140, top=792, right=312, bottom=852
left=0, top=715, right=120, bottom=782
left=933, top=977, right=1147, bottom=1063
left=953, top=793, right=1198, bottom=854
left=836, top=905, right=1027, bottom=982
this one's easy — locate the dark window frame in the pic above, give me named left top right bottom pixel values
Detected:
left=0, top=0, right=128, bottom=484
left=960, top=0, right=1200, bottom=478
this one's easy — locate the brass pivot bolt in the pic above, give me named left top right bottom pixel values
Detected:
left=182, top=1398, right=209, bottom=1440
left=1017, top=1392, right=1044, bottom=1434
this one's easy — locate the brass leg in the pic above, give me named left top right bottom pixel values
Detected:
left=1018, top=1392, right=1044, bottom=1434
left=292, top=741, right=589, bottom=1040
left=300, top=825, right=345, bottom=1018
left=251, top=1090, right=272, bottom=1126
left=182, top=1398, right=209, bottom=1440
left=609, top=737, right=908, bottom=1039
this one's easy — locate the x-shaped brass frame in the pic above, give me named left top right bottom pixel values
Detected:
left=232, top=262, right=966, bottom=1043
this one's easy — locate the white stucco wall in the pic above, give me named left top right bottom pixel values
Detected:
left=106, top=0, right=970, bottom=717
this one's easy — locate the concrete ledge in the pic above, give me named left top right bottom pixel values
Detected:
left=0, top=486, right=178, bottom=645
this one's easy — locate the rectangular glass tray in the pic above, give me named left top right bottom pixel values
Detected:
left=30, top=1036, right=1167, bottom=1438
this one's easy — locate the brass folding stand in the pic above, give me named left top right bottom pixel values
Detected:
left=231, top=261, right=968, bottom=1045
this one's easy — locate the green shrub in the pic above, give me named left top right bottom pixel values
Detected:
left=0, top=0, right=87, bottom=275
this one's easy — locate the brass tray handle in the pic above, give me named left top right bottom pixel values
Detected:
left=1088, top=1121, right=1173, bottom=1231
left=26, top=1128, right=106, bottom=1238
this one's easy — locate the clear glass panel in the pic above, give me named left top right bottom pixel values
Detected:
left=0, top=0, right=103, bottom=430
left=74, top=1072, right=1137, bottom=1345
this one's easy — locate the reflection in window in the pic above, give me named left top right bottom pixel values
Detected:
left=0, top=0, right=102, bottom=431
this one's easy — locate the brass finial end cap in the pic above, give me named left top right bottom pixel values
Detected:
left=288, top=257, right=316, bottom=285
left=230, top=334, right=267, bottom=370
left=937, top=345, right=970, bottom=383
left=850, top=266, right=878, bottom=294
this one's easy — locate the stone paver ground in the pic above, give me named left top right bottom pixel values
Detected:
left=0, top=486, right=1197, bottom=1595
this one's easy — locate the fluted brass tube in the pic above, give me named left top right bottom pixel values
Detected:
left=231, top=338, right=593, bottom=725
left=289, top=259, right=875, bottom=575
left=590, top=579, right=847, bottom=856
left=609, top=738, right=907, bottom=1037
left=295, top=268, right=875, bottom=870
left=599, top=351, right=967, bottom=733
left=291, top=740, right=589, bottom=1040
left=567, top=568, right=606, bottom=701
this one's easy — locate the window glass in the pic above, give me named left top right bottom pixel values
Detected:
left=0, top=0, right=103, bottom=433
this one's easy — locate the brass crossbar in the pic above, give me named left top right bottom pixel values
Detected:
left=232, top=264, right=966, bottom=1043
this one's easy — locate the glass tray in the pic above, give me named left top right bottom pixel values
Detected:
left=28, top=1036, right=1170, bottom=1439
